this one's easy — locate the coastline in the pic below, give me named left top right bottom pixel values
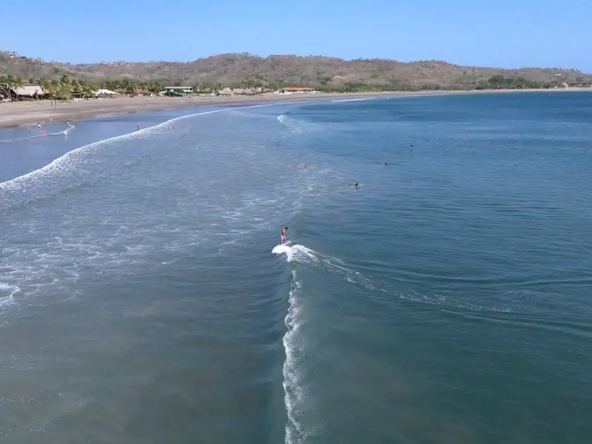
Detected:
left=0, top=88, right=589, bottom=130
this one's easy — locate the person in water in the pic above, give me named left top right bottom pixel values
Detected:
left=281, top=227, right=288, bottom=244
left=354, top=181, right=359, bottom=188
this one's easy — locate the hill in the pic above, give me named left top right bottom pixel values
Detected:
left=1, top=50, right=591, bottom=92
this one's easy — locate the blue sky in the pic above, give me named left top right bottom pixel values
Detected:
left=2, top=0, right=591, bottom=71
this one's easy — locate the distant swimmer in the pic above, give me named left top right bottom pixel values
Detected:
left=350, top=181, right=359, bottom=188
left=280, top=227, right=288, bottom=245
left=382, top=161, right=389, bottom=166
left=302, top=164, right=309, bottom=168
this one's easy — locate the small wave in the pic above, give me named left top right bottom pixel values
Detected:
left=273, top=243, right=512, bottom=314
left=276, top=114, right=318, bottom=134
left=50, top=124, right=76, bottom=136
left=330, top=97, right=374, bottom=103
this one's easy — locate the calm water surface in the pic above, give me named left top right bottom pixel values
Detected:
left=1, top=93, right=591, bottom=443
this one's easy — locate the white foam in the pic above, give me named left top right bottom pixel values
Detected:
left=0, top=282, right=19, bottom=309
left=50, top=124, right=76, bottom=136
left=272, top=243, right=294, bottom=261
left=283, top=269, right=307, bottom=443
left=0, top=103, right=275, bottom=213
left=330, top=97, right=374, bottom=103
left=276, top=114, right=320, bottom=134
left=0, top=102, right=284, bottom=313
left=0, top=103, right=272, bottom=190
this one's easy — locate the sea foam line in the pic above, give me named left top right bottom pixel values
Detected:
left=283, top=269, right=307, bottom=444
left=330, top=97, right=374, bottom=103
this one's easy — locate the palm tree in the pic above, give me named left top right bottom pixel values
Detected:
left=60, top=74, right=71, bottom=87
left=84, top=83, right=98, bottom=98
left=70, top=79, right=82, bottom=98
left=41, top=79, right=58, bottom=107
left=0, top=75, right=11, bottom=99
left=13, top=76, right=25, bottom=100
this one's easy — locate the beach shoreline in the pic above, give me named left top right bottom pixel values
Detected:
left=0, top=88, right=588, bottom=130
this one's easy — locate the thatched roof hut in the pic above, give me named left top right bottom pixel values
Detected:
left=11, top=85, right=46, bottom=98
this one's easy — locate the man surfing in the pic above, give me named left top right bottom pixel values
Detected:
left=280, top=227, right=288, bottom=245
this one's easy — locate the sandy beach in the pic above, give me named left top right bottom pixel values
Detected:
left=0, top=92, right=403, bottom=129
left=0, top=88, right=587, bottom=130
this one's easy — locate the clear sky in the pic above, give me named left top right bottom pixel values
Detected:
left=2, top=0, right=590, bottom=71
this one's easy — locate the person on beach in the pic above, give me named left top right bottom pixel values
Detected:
left=280, top=227, right=288, bottom=245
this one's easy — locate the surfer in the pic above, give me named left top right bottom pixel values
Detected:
left=280, top=227, right=288, bottom=245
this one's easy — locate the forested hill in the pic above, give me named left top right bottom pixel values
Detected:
left=1, top=50, right=591, bottom=91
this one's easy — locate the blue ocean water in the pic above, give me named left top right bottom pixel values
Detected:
left=1, top=92, right=591, bottom=443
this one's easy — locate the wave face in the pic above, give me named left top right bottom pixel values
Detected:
left=2, top=92, right=592, bottom=444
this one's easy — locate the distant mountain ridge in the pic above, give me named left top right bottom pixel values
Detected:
left=1, top=50, right=591, bottom=91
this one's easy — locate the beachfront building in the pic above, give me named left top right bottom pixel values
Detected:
left=95, top=88, right=120, bottom=98
left=279, top=87, right=317, bottom=94
left=9, top=85, right=46, bottom=100
left=164, top=86, right=194, bottom=96
left=232, top=88, right=257, bottom=96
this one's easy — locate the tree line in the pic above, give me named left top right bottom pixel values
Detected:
left=0, top=72, right=563, bottom=101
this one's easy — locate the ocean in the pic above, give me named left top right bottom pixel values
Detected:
left=1, top=92, right=591, bottom=444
